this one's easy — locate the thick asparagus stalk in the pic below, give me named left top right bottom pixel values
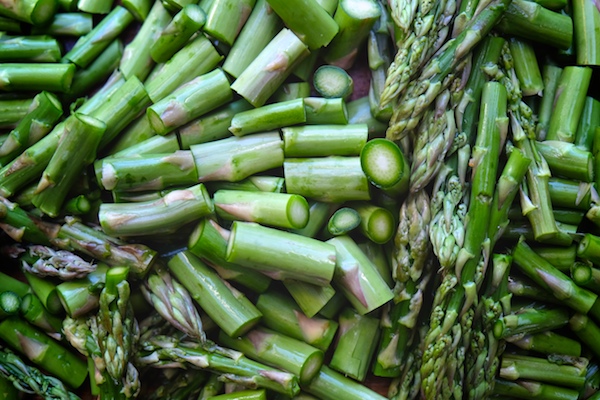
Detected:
left=168, top=251, right=262, bottom=337
left=217, top=326, right=324, bottom=385
left=150, top=4, right=205, bottom=63
left=203, top=0, right=254, bottom=46
left=99, top=183, right=214, bottom=237
left=56, top=264, right=109, bottom=318
left=0, top=0, right=57, bottom=25
left=492, top=378, right=579, bottom=399
left=283, top=124, right=367, bottom=157
left=0, top=63, right=75, bottom=93
left=494, top=307, right=570, bottom=339
left=31, top=12, right=93, bottom=36
left=573, top=0, right=600, bottom=65
left=226, top=221, right=336, bottom=286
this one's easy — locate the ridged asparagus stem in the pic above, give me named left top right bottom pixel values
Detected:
left=120, top=0, right=171, bottom=81
left=536, top=64, right=562, bottom=140
left=144, top=34, right=223, bottom=103
left=494, top=307, right=570, bottom=339
left=150, top=4, right=205, bottom=63
left=231, top=28, right=310, bottom=107
left=99, top=183, right=214, bottom=237
left=508, top=38, right=543, bottom=97
left=222, top=0, right=283, bottom=78
left=63, top=6, right=134, bottom=68
left=137, top=335, right=300, bottom=397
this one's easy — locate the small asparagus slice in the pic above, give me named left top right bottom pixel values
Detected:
left=99, top=183, right=214, bottom=237
left=350, top=202, right=395, bottom=244
left=255, top=290, right=338, bottom=351
left=327, top=207, right=361, bottom=236
left=77, top=0, right=113, bottom=14
left=231, top=28, right=309, bottom=107
left=360, top=138, right=410, bottom=197
left=214, top=190, right=309, bottom=230
left=32, top=113, right=105, bottom=218
left=546, top=66, right=593, bottom=143
left=187, top=218, right=272, bottom=293
left=96, top=151, right=198, bottom=192
left=284, top=157, right=371, bottom=203
left=203, top=0, right=254, bottom=46
left=283, top=281, right=336, bottom=317
left=62, top=6, right=134, bottom=68
left=265, top=0, right=338, bottom=49
left=0, top=63, right=75, bottom=92
left=168, top=251, right=262, bottom=337
left=150, top=4, right=205, bottom=63
left=226, top=221, right=336, bottom=286
left=222, top=0, right=283, bottom=78
left=0, top=0, right=57, bottom=25
left=0, top=291, right=20, bottom=318
left=147, top=69, right=232, bottom=136
left=191, top=132, right=284, bottom=182
left=323, top=0, right=381, bottom=69
left=218, top=326, right=324, bottom=385
left=329, top=307, right=380, bottom=381
left=0, top=317, right=87, bottom=388
left=230, top=98, right=306, bottom=137
left=283, top=124, right=367, bottom=157
left=56, top=264, right=109, bottom=318
left=313, top=65, right=354, bottom=99
left=144, top=34, right=223, bottom=103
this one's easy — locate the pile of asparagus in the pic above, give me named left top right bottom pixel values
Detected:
left=0, top=0, right=599, bottom=399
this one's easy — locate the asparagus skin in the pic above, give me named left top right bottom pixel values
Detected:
left=231, top=28, right=309, bottom=107
left=31, top=12, right=93, bottom=36
left=203, top=0, right=254, bottom=47
left=0, top=63, right=75, bottom=93
left=230, top=98, right=306, bottom=137
left=226, top=221, right=336, bottom=286
left=168, top=251, right=262, bottom=337
left=507, top=331, right=582, bottom=357
left=283, top=124, right=368, bottom=157
left=0, top=0, right=58, bottom=25
left=150, top=4, right=205, bottom=63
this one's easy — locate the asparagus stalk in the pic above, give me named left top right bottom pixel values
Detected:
left=147, top=69, right=232, bottom=136
left=573, top=0, right=600, bottom=65
left=0, top=34, right=61, bottom=62
left=507, top=331, right=582, bottom=357
left=283, top=124, right=367, bottom=157
left=226, top=221, right=336, bottom=286
left=231, top=28, right=310, bottom=107
left=508, top=38, right=543, bottom=97
left=221, top=0, right=283, bottom=78
left=77, top=0, right=113, bottom=14
left=283, top=280, right=336, bottom=318
left=230, top=98, right=306, bottom=137
left=255, top=289, right=338, bottom=351
left=63, top=6, right=134, bottom=68
left=500, top=353, right=587, bottom=388
left=0, top=317, right=87, bottom=388
left=99, top=183, right=214, bottom=237
left=168, top=251, right=262, bottom=337
left=121, top=0, right=151, bottom=20
left=0, top=0, right=58, bottom=25
left=534, top=141, right=593, bottom=182
left=0, top=98, right=33, bottom=130
left=492, top=378, right=579, bottom=399
left=570, top=313, right=600, bottom=358
left=217, top=326, right=323, bottom=385
left=303, top=97, right=349, bottom=125
left=0, top=63, right=75, bottom=93
left=304, top=366, right=387, bottom=400
left=187, top=218, right=272, bottom=293
left=575, top=97, right=600, bottom=151
left=214, top=190, right=309, bottom=230
left=203, top=0, right=254, bottom=46
left=150, top=4, right=205, bottom=63
left=494, top=307, right=570, bottom=339
left=56, top=264, right=109, bottom=318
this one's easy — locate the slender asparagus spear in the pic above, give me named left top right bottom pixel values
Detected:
left=494, top=307, right=570, bottom=339
left=536, top=64, right=562, bottom=140
left=284, top=124, right=367, bottom=157
left=230, top=98, right=306, bottom=137
left=507, top=331, right=582, bottom=357
left=305, top=366, right=387, bottom=400
left=203, top=0, right=254, bottom=46
left=492, top=378, right=579, bottom=399
left=31, top=12, right=93, bottom=36
left=500, top=353, right=587, bottom=388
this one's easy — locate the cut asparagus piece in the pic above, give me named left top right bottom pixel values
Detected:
left=492, top=378, right=579, bottom=400
left=283, top=281, right=336, bottom=318
left=230, top=98, right=306, bottom=137
left=147, top=69, right=232, bottom=136
left=226, top=221, right=336, bottom=286
left=283, top=124, right=367, bottom=157
left=0, top=63, right=75, bottom=92
left=534, top=141, right=593, bottom=182
left=0, top=0, right=58, bottom=25
left=231, top=28, right=310, bottom=107
left=99, top=183, right=214, bottom=237
left=218, top=326, right=323, bottom=385
left=500, top=353, right=587, bottom=388
left=305, top=366, right=387, bottom=400
left=313, top=65, right=354, bottom=99
left=203, top=0, right=254, bottom=46
left=360, top=137, right=410, bottom=197
left=150, top=4, right=205, bottom=63
left=265, top=0, right=338, bottom=49
left=284, top=157, right=371, bottom=203
left=168, top=251, right=262, bottom=337
left=494, top=307, right=570, bottom=339
left=327, top=207, right=361, bottom=236
left=0, top=34, right=61, bottom=62
left=303, top=97, right=349, bottom=125
left=214, top=190, right=309, bottom=230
